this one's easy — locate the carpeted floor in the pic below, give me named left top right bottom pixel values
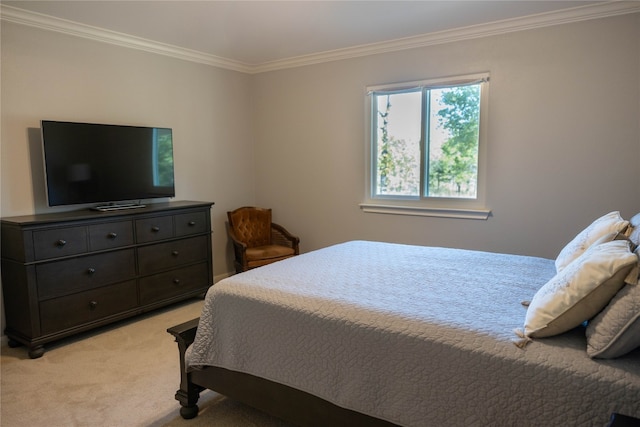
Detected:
left=0, top=299, right=293, bottom=427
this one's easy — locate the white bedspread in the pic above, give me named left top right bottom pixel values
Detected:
left=186, top=241, right=640, bottom=426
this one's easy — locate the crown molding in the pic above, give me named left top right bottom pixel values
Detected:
left=2, top=2, right=639, bottom=74
left=0, top=4, right=255, bottom=73
left=253, top=1, right=640, bottom=73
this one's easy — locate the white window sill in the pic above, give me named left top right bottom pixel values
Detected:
left=359, top=203, right=491, bottom=220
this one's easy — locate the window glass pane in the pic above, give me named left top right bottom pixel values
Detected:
left=427, top=84, right=480, bottom=198
left=374, top=91, right=421, bottom=196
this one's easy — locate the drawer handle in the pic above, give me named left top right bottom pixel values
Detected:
left=188, top=221, right=196, bottom=226
left=89, top=301, right=98, bottom=310
left=87, top=268, right=96, bottom=275
left=173, top=278, right=181, bottom=285
left=151, top=226, right=160, bottom=232
left=56, top=239, right=67, bottom=247
left=172, top=250, right=179, bottom=256
left=107, top=232, right=118, bottom=239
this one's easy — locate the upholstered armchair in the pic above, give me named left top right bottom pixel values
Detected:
left=226, top=206, right=300, bottom=273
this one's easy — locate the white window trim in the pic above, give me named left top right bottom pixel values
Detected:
left=361, top=72, right=492, bottom=220
left=359, top=203, right=491, bottom=220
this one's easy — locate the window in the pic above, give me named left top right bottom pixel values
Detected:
left=362, top=73, right=490, bottom=219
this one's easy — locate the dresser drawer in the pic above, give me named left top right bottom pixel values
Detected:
left=139, top=263, right=210, bottom=305
left=33, top=226, right=88, bottom=260
left=136, top=215, right=173, bottom=243
left=36, top=249, right=136, bottom=300
left=40, top=280, right=137, bottom=335
left=137, top=235, right=208, bottom=275
left=89, top=221, right=134, bottom=251
left=175, top=211, right=208, bottom=237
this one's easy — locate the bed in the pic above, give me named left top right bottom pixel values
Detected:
left=169, top=222, right=640, bottom=426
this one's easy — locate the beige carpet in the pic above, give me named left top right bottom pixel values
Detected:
left=1, top=299, right=293, bottom=427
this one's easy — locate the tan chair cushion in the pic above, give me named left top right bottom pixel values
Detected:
left=246, top=245, right=296, bottom=268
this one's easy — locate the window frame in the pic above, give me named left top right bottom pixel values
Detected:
left=361, top=73, right=491, bottom=220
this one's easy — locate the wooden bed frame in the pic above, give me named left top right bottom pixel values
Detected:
left=168, top=316, right=639, bottom=427
left=168, top=318, right=398, bottom=427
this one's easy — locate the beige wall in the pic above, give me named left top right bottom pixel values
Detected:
left=2, top=13, right=639, bottom=333
left=252, top=13, right=640, bottom=258
left=1, top=22, right=256, bottom=272
left=1, top=22, right=256, bottom=331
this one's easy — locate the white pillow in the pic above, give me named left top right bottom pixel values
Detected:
left=555, top=211, right=629, bottom=272
left=627, top=213, right=640, bottom=247
left=525, top=239, right=637, bottom=338
left=586, top=249, right=640, bottom=359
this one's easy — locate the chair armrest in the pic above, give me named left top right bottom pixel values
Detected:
left=226, top=222, right=250, bottom=273
left=226, top=223, right=247, bottom=250
left=271, top=223, right=300, bottom=254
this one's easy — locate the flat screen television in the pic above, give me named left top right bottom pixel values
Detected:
left=41, top=120, right=175, bottom=211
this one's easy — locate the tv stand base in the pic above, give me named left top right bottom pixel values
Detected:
left=91, top=203, right=146, bottom=212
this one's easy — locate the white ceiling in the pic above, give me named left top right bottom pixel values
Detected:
left=3, top=1, right=636, bottom=72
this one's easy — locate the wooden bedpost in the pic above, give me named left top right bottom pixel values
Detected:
left=167, top=318, right=204, bottom=419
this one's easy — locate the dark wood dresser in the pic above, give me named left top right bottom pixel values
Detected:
left=1, top=200, right=213, bottom=358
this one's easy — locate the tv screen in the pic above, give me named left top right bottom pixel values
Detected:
left=41, top=120, right=175, bottom=209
